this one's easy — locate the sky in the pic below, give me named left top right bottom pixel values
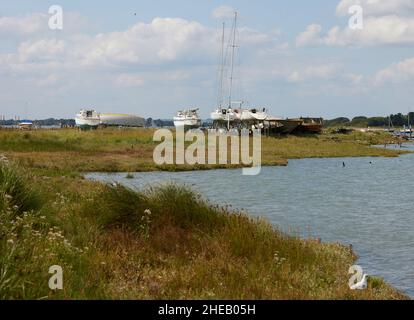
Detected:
left=1, top=0, right=414, bottom=120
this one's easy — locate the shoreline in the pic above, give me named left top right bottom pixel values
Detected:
left=86, top=151, right=414, bottom=298
left=0, top=128, right=410, bottom=299
left=84, top=147, right=413, bottom=176
left=0, top=128, right=409, bottom=175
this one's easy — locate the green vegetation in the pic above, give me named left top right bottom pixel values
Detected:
left=0, top=128, right=406, bottom=175
left=324, top=112, right=414, bottom=128
left=0, top=162, right=407, bottom=299
left=0, top=128, right=409, bottom=299
left=261, top=130, right=405, bottom=162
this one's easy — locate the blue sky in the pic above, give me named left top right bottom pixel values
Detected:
left=1, top=0, right=414, bottom=119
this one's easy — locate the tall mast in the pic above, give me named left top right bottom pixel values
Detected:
left=218, top=22, right=225, bottom=108
left=228, top=11, right=238, bottom=108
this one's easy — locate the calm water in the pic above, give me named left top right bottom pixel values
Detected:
left=87, top=144, right=414, bottom=296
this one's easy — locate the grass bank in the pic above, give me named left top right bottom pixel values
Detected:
left=0, top=128, right=407, bottom=176
left=0, top=161, right=407, bottom=299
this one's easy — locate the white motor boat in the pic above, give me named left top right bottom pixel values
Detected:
left=174, top=108, right=202, bottom=129
left=75, top=109, right=100, bottom=129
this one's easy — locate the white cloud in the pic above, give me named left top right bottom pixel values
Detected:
left=115, top=74, right=145, bottom=87
left=238, top=27, right=272, bottom=46
left=0, top=15, right=276, bottom=77
left=76, top=17, right=216, bottom=67
left=3, top=10, right=353, bottom=118
left=18, top=39, right=66, bottom=61
left=0, top=16, right=223, bottom=96
left=297, top=15, right=414, bottom=47
left=278, top=42, right=290, bottom=50
left=297, top=0, right=414, bottom=47
left=345, top=73, right=364, bottom=85
left=287, top=64, right=340, bottom=83
left=336, top=0, right=414, bottom=16
left=0, top=14, right=47, bottom=36
left=296, top=24, right=323, bottom=46
left=0, top=12, right=89, bottom=39
left=374, top=57, right=414, bottom=84
left=0, top=10, right=356, bottom=96
left=212, top=5, right=235, bottom=20
left=35, top=74, right=60, bottom=87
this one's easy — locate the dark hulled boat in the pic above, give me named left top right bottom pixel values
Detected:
left=263, top=118, right=303, bottom=135
left=294, top=118, right=323, bottom=134
left=278, top=119, right=303, bottom=134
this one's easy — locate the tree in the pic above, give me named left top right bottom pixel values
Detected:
left=145, top=117, right=153, bottom=127
left=390, top=113, right=406, bottom=127
left=351, top=116, right=368, bottom=127
left=323, top=117, right=350, bottom=127
left=367, top=117, right=387, bottom=127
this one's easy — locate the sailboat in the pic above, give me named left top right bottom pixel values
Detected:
left=400, top=113, right=413, bottom=138
left=385, top=115, right=395, bottom=133
left=210, top=21, right=238, bottom=127
left=173, top=108, right=202, bottom=129
left=211, top=12, right=268, bottom=130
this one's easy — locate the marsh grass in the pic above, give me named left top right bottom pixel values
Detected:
left=0, top=129, right=409, bottom=299
left=0, top=162, right=41, bottom=215
left=0, top=128, right=406, bottom=175
left=0, top=163, right=407, bottom=299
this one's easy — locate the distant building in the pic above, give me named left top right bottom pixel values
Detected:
left=99, top=113, right=145, bottom=127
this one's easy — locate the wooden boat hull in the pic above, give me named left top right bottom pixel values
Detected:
left=278, top=119, right=302, bottom=134
left=299, top=123, right=323, bottom=133
left=293, top=118, right=323, bottom=134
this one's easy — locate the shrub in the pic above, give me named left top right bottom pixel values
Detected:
left=0, top=162, right=41, bottom=216
left=83, top=183, right=225, bottom=235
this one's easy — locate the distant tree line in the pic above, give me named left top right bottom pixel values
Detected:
left=324, top=113, right=414, bottom=128
left=152, top=119, right=174, bottom=127
left=0, top=118, right=76, bottom=126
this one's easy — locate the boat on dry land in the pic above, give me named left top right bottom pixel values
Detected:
left=173, top=108, right=202, bottom=130
left=294, top=117, right=324, bottom=134
left=75, top=110, right=101, bottom=129
left=278, top=119, right=303, bottom=134
left=211, top=13, right=269, bottom=130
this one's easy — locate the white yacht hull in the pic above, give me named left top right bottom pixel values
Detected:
left=174, top=108, right=201, bottom=129
left=210, top=109, right=239, bottom=122
left=75, top=110, right=101, bottom=129
left=75, top=117, right=100, bottom=128
left=240, top=110, right=268, bottom=121
left=173, top=118, right=201, bottom=128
